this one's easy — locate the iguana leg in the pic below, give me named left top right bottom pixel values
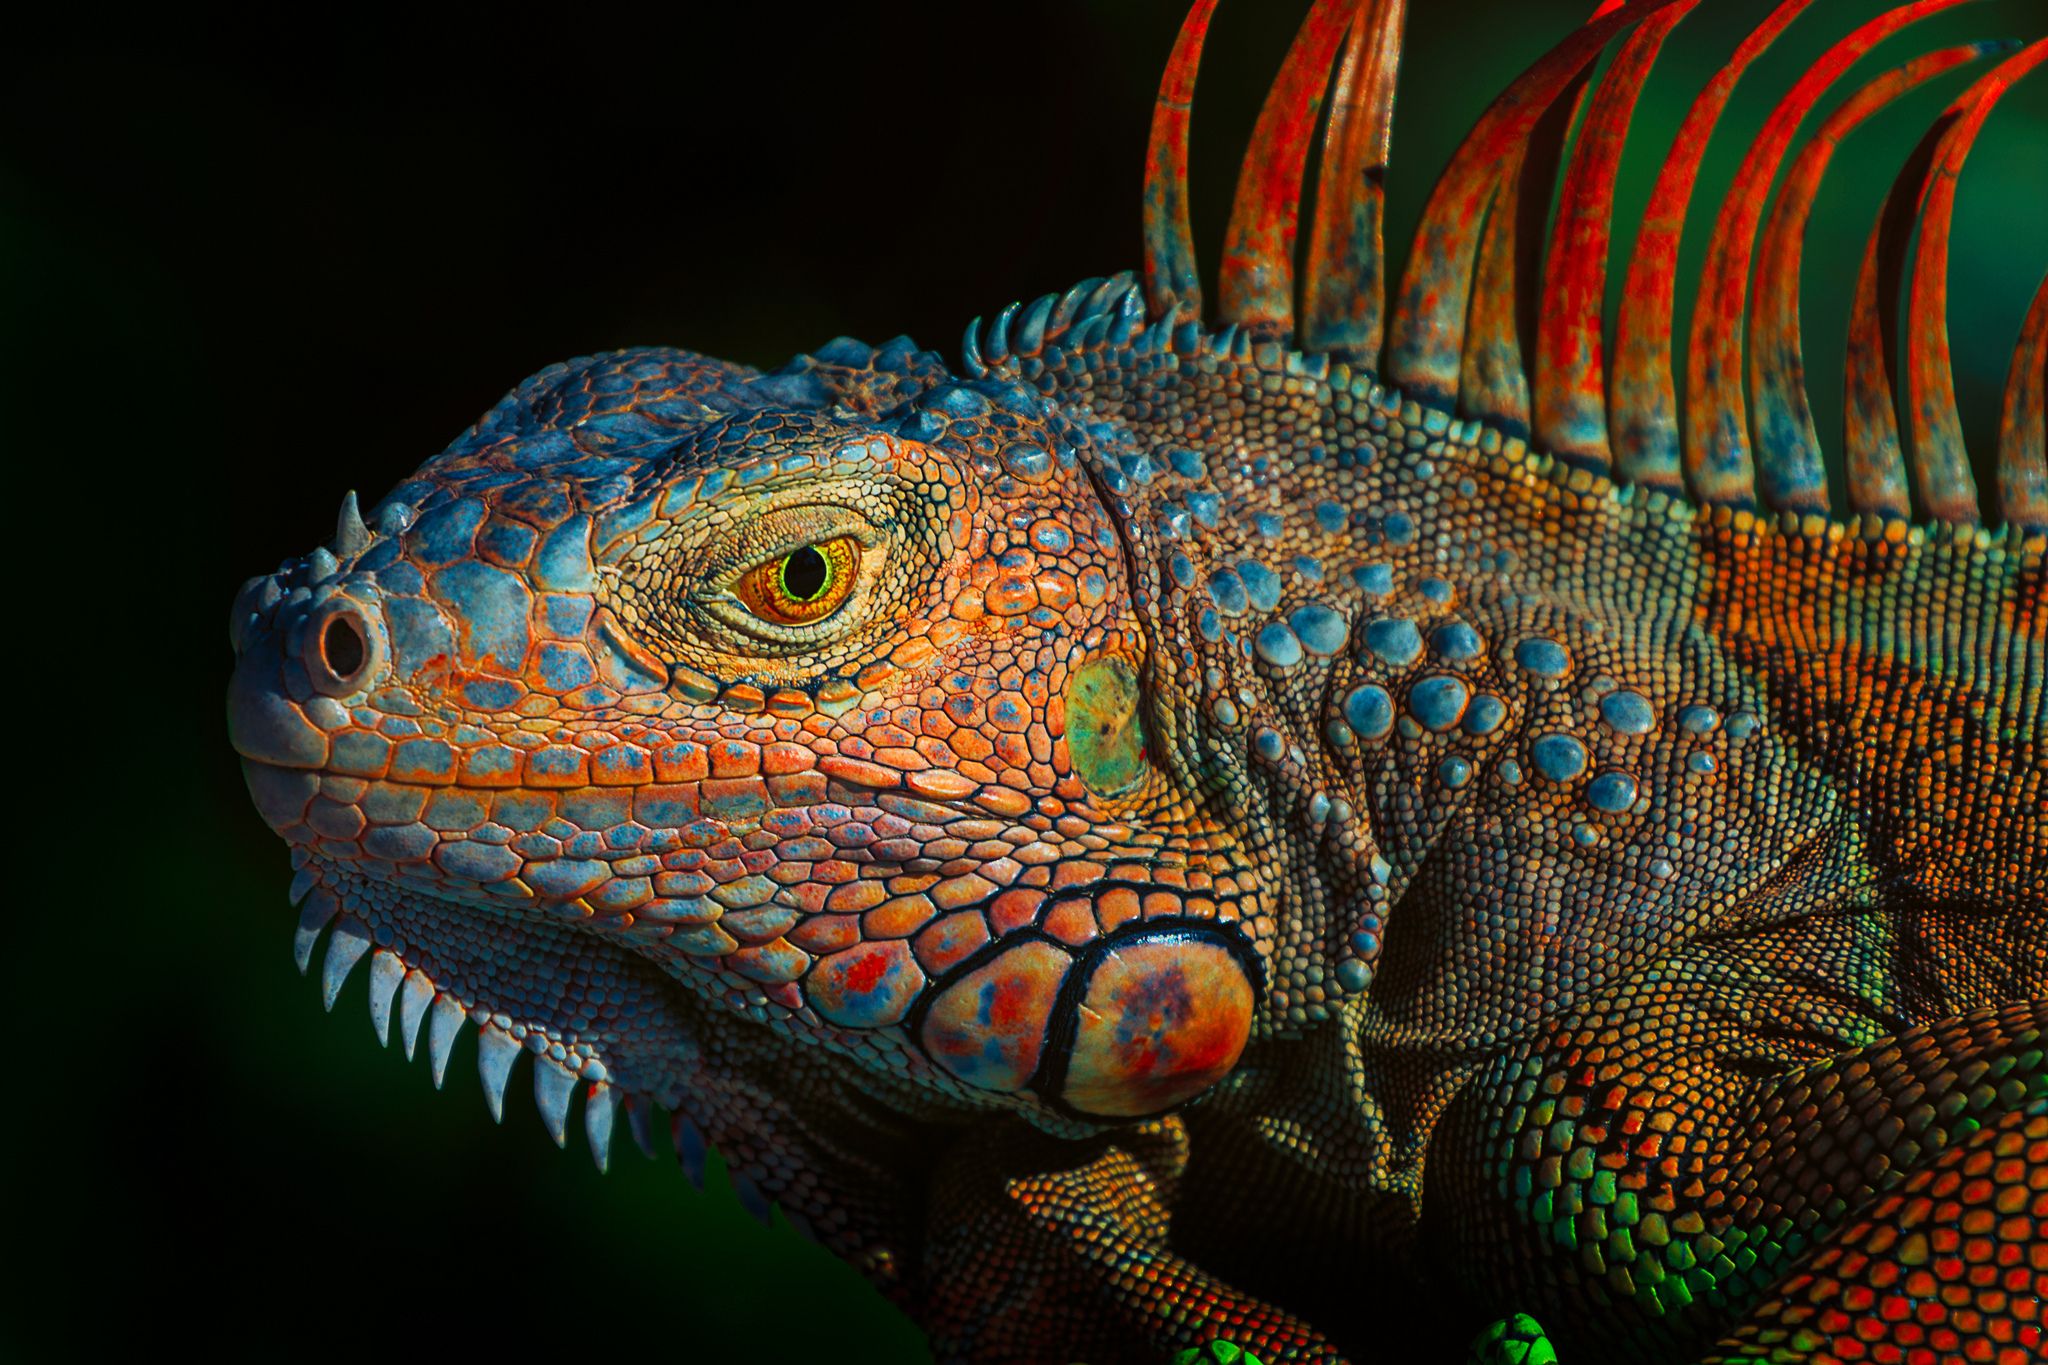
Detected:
left=1433, top=960, right=2045, bottom=1361
left=1701, top=1107, right=2047, bottom=1363
left=918, top=1116, right=1346, bottom=1365
left=1465, top=1313, right=1560, bottom=1365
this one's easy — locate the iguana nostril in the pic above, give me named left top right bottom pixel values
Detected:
left=302, top=603, right=382, bottom=697
left=322, top=616, right=366, bottom=679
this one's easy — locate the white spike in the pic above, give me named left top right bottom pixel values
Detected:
left=427, top=995, right=467, bottom=1089
left=366, top=951, right=404, bottom=1045
left=398, top=971, right=435, bottom=1060
left=584, top=1082, right=619, bottom=1173
left=320, top=918, right=372, bottom=1010
left=477, top=1026, right=520, bottom=1122
left=623, top=1095, right=659, bottom=1161
left=292, top=890, right=339, bottom=975
left=731, top=1171, right=774, bottom=1226
left=288, top=867, right=318, bottom=906
left=672, top=1112, right=707, bottom=1189
left=533, top=1056, right=576, bottom=1147
left=333, top=489, right=371, bottom=558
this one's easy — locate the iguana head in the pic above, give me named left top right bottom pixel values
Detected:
left=227, top=329, right=1269, bottom=1136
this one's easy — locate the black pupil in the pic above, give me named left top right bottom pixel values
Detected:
left=783, top=546, right=829, bottom=602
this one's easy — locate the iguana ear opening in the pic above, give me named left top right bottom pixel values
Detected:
left=1064, top=653, right=1154, bottom=801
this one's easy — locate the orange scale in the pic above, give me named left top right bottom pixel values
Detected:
left=1049, top=859, right=1109, bottom=891
left=949, top=589, right=986, bottom=622
left=765, top=690, right=812, bottom=719
left=988, top=888, right=1044, bottom=935
left=721, top=684, right=767, bottom=713
left=863, top=893, right=936, bottom=940
left=1043, top=898, right=1100, bottom=946
left=918, top=939, right=1072, bottom=1095
left=972, top=786, right=1032, bottom=819
left=778, top=882, right=831, bottom=914
left=931, top=873, right=998, bottom=911
left=1096, top=888, right=1143, bottom=931
left=760, top=741, right=813, bottom=776
left=813, top=861, right=863, bottom=890
left=907, top=769, right=978, bottom=800
left=950, top=730, right=995, bottom=762
left=913, top=911, right=991, bottom=975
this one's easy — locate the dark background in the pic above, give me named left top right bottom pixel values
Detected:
left=7, top=2, right=2042, bottom=1360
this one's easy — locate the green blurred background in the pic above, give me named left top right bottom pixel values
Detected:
left=6, top=2, right=2041, bottom=1359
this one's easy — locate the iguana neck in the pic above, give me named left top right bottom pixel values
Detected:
left=1072, top=353, right=1528, bottom=1037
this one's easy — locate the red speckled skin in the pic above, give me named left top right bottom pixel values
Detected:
left=226, top=4, right=2047, bottom=1362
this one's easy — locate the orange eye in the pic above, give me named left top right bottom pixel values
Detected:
left=733, top=537, right=860, bottom=626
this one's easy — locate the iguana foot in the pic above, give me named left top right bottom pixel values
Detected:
left=1466, top=1314, right=1559, bottom=1365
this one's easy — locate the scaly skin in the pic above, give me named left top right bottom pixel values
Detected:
left=227, top=10, right=2047, bottom=1365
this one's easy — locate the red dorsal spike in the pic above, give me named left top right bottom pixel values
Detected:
left=1610, top=0, right=1811, bottom=495
left=1459, top=59, right=1593, bottom=438
left=1384, top=0, right=1681, bottom=410
left=1532, top=1, right=1700, bottom=472
left=1748, top=43, right=2001, bottom=517
left=1142, top=0, right=1220, bottom=323
left=1458, top=169, right=1531, bottom=434
left=1997, top=273, right=2048, bottom=531
left=1301, top=0, right=1406, bottom=367
left=1843, top=116, right=1941, bottom=524
left=1904, top=38, right=2048, bottom=526
left=1217, top=0, right=1354, bottom=336
left=1683, top=0, right=1968, bottom=510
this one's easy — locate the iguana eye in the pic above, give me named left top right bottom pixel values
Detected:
left=733, top=536, right=860, bottom=625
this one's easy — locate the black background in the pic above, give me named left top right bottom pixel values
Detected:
left=7, top=3, right=2042, bottom=1360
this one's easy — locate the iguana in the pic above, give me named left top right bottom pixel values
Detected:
left=225, top=1, right=2046, bottom=1361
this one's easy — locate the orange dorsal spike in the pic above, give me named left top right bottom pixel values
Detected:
left=1301, top=0, right=1406, bottom=367
left=1998, top=274, right=2048, bottom=532
left=1609, top=0, right=1811, bottom=494
left=1747, top=43, right=2001, bottom=516
left=1216, top=0, right=1355, bottom=336
left=1682, top=0, right=1968, bottom=510
left=1531, top=1, right=1700, bottom=472
left=1384, top=0, right=1683, bottom=408
left=1902, top=38, right=2048, bottom=524
left=1997, top=274, right=2048, bottom=530
left=1142, top=0, right=1220, bottom=323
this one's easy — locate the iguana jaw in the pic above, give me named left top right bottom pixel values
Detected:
left=274, top=840, right=702, bottom=1169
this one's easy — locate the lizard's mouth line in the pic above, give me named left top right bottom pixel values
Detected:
left=282, top=851, right=720, bottom=1183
